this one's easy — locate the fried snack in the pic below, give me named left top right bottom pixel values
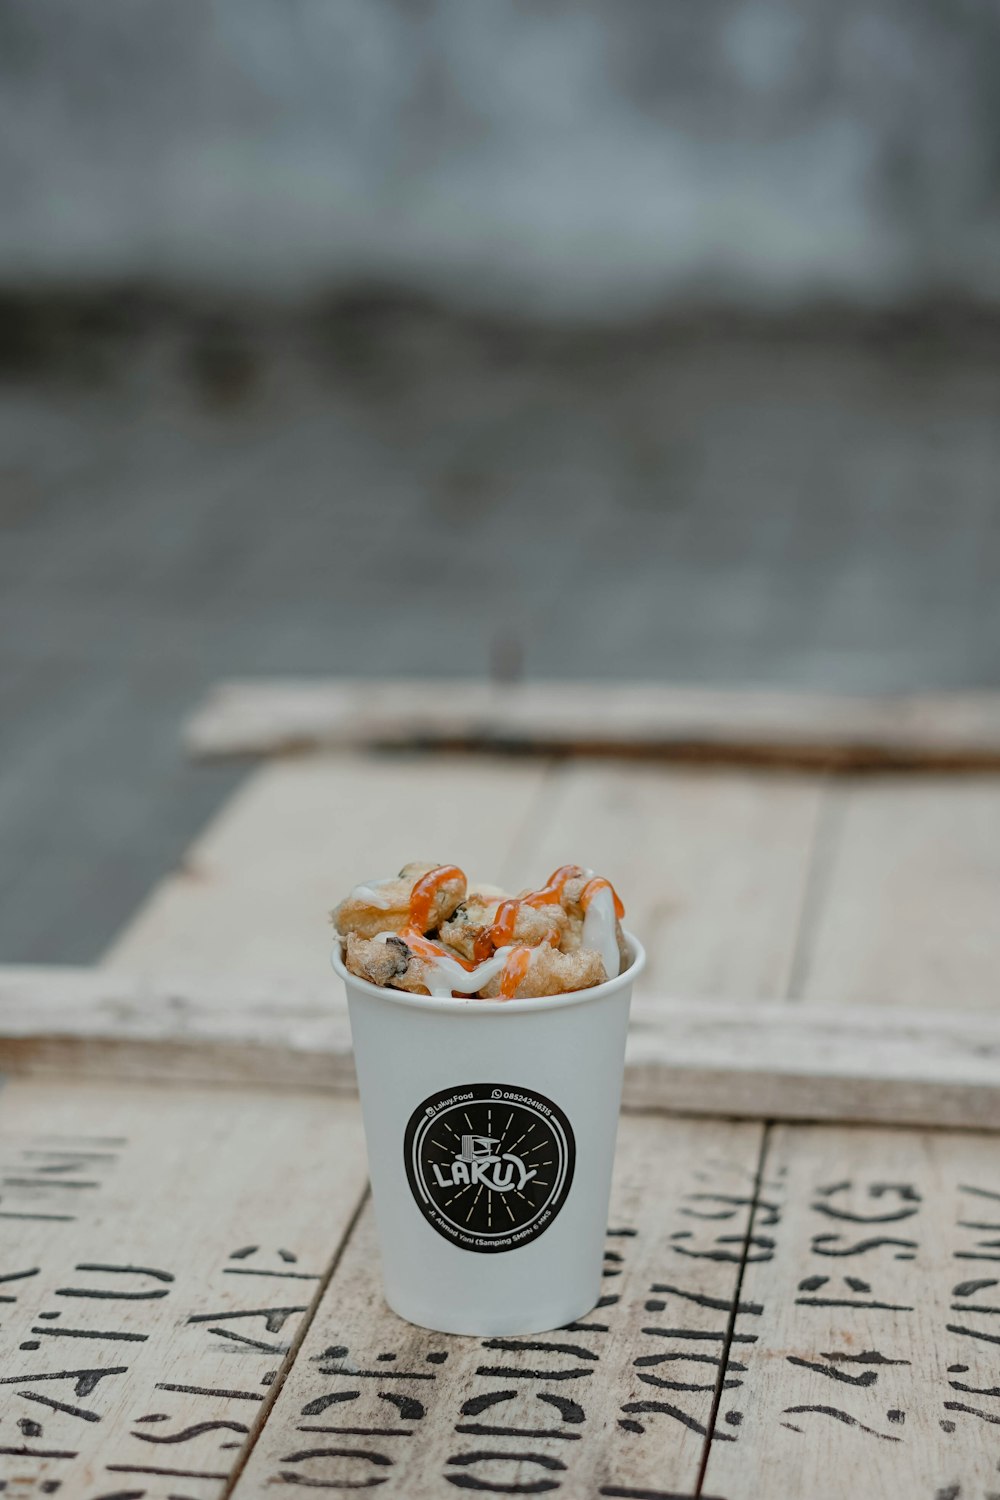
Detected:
left=440, top=894, right=568, bottom=962
left=333, top=862, right=627, bottom=1000
left=345, top=929, right=511, bottom=999
left=478, top=943, right=606, bottom=1000
left=345, top=931, right=420, bottom=990
left=344, top=931, right=466, bottom=995
left=558, top=875, right=629, bottom=972
left=332, top=861, right=466, bottom=940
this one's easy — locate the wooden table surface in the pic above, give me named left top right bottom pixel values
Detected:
left=4, top=726, right=1000, bottom=1498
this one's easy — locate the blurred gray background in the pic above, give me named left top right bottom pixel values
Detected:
left=5, top=0, right=1000, bottom=311
left=2, top=0, right=1000, bottom=960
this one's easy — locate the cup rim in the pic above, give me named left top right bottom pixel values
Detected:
left=331, top=929, right=645, bottom=1015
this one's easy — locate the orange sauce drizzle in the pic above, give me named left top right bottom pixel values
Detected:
left=472, top=897, right=521, bottom=962
left=579, top=876, right=625, bottom=919
left=391, top=862, right=624, bottom=996
left=499, top=946, right=533, bottom=1000
left=403, top=929, right=475, bottom=972
left=473, top=865, right=585, bottom=961
left=398, top=864, right=475, bottom=976
left=408, top=864, right=466, bottom=932
left=472, top=864, right=624, bottom=962
left=523, top=864, right=587, bottom=908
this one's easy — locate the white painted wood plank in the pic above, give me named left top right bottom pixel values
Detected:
left=703, top=1122, right=1000, bottom=1498
left=801, top=777, right=1000, bottom=1010
left=103, top=754, right=552, bottom=981
left=516, top=760, right=823, bottom=1001
left=5, top=969, right=1000, bottom=1129
left=231, top=1114, right=763, bottom=1498
left=185, top=678, right=1000, bottom=770
left=0, top=1077, right=368, bottom=1497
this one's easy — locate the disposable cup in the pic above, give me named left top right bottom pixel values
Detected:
left=331, top=932, right=645, bottom=1335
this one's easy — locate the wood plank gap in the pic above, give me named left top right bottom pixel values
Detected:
left=693, top=756, right=813, bottom=1480
left=783, top=780, right=845, bottom=1003
left=221, top=1181, right=372, bottom=1500
left=697, top=764, right=819, bottom=1479
left=695, top=1122, right=772, bottom=1494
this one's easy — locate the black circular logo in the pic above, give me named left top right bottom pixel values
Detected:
left=403, top=1083, right=576, bottom=1254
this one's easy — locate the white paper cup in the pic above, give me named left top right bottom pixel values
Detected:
left=331, top=932, right=644, bottom=1336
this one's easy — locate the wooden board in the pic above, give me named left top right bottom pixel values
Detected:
left=799, top=776, right=1000, bottom=1010
left=0, top=1076, right=368, bottom=1497
left=7, top=1083, right=1000, bottom=1494
left=231, top=1114, right=764, bottom=1498
left=9, top=691, right=1000, bottom=1491
left=185, top=678, right=1000, bottom=770
left=703, top=1122, right=1000, bottom=1498
left=5, top=968, right=1000, bottom=1131
left=102, top=754, right=826, bottom=1007
left=103, top=754, right=552, bottom=981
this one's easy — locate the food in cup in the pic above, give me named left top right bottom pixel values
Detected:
left=330, top=864, right=644, bottom=1334
left=331, top=862, right=626, bottom=1000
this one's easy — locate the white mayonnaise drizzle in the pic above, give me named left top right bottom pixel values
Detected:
left=581, top=884, right=620, bottom=979
left=374, top=932, right=515, bottom=999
